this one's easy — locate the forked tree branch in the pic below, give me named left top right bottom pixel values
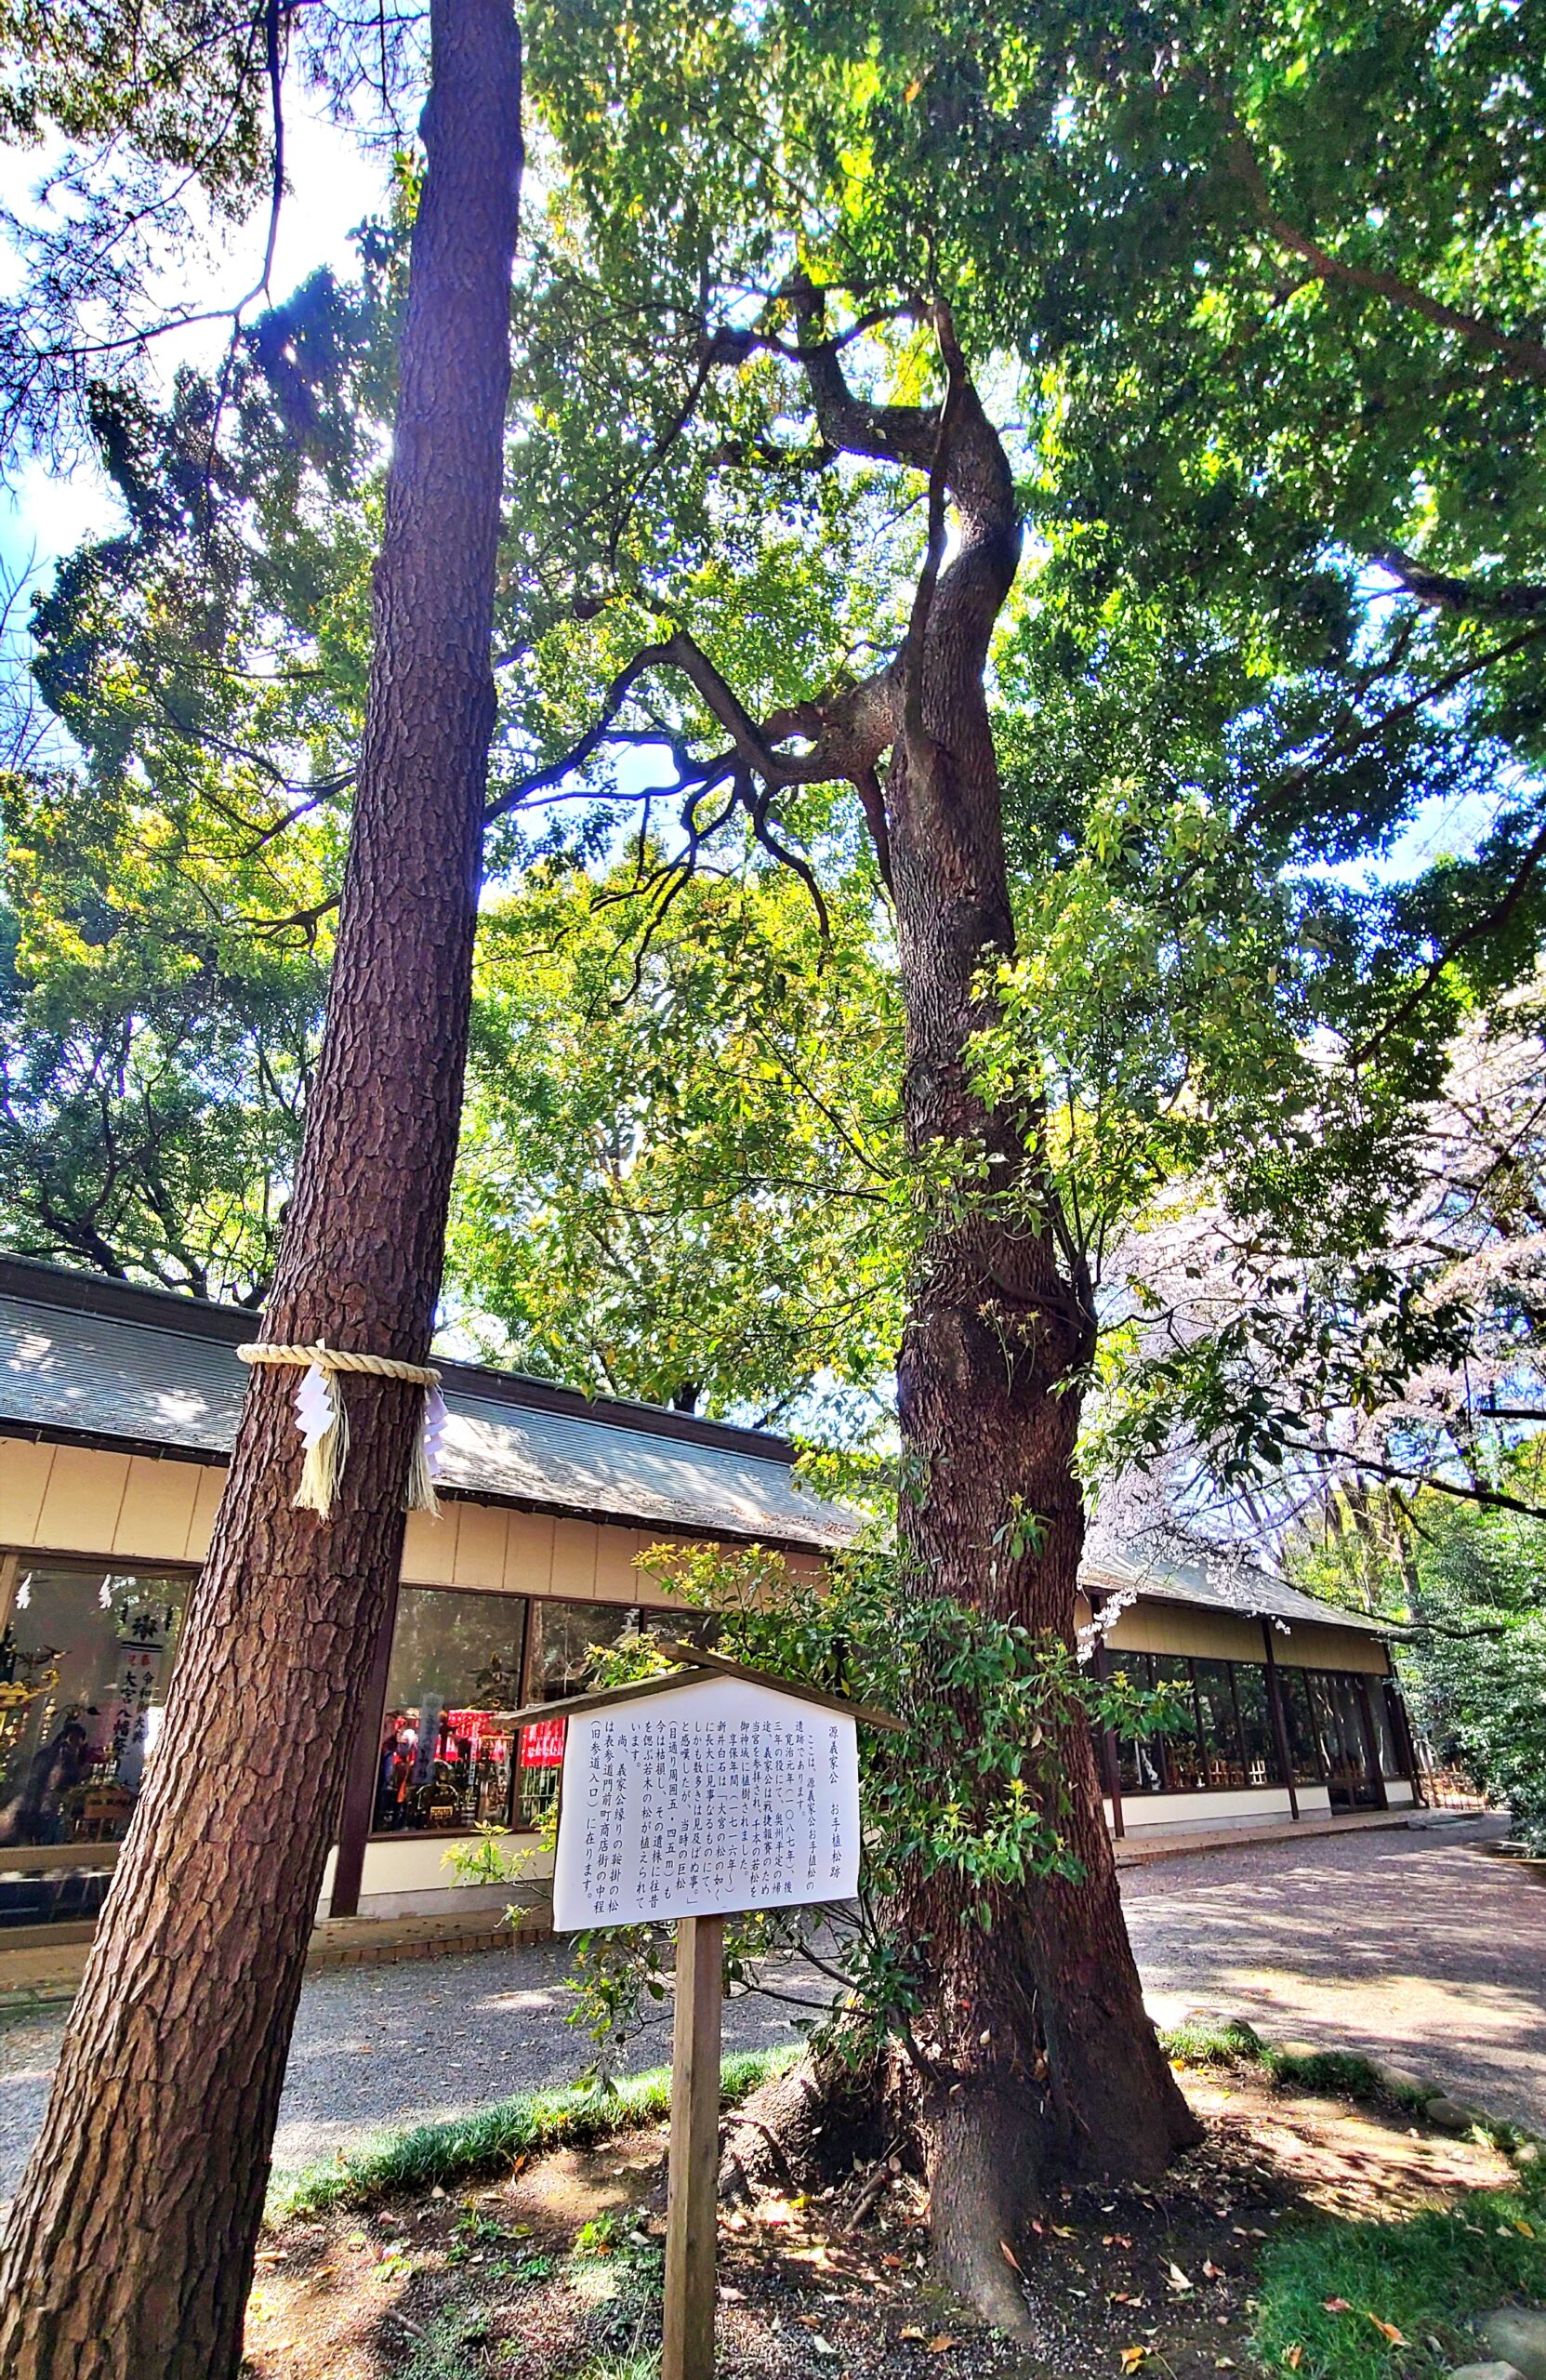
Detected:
left=1351, top=814, right=1546, bottom=1064
left=1216, top=98, right=1546, bottom=381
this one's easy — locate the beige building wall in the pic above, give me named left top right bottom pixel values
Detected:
left=1102, top=1594, right=1388, bottom=1673
left=1268, top=1618, right=1389, bottom=1674
left=1104, top=1599, right=1267, bottom=1663
left=0, top=1432, right=831, bottom=1601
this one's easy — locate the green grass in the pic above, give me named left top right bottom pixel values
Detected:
left=1160, top=2016, right=1546, bottom=2380
left=1253, top=2169, right=1546, bottom=2380
left=265, top=2043, right=799, bottom=2225
left=1157, top=2019, right=1528, bottom=2135
left=1262, top=2045, right=1426, bottom=2106
left=1156, top=2019, right=1404, bottom=2101
left=1157, top=2016, right=1266, bottom=2065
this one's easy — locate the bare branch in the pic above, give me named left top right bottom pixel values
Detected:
left=1351, top=814, right=1546, bottom=1065
left=1372, top=549, right=1546, bottom=621
left=1282, top=1433, right=1546, bottom=1521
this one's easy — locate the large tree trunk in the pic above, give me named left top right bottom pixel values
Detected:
left=0, top=7, right=522, bottom=2373
left=714, top=307, right=1197, bottom=2331
left=882, top=366, right=1196, bottom=2329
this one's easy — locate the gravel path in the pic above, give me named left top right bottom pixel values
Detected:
left=3, top=1814, right=1540, bottom=2198
left=0, top=1935, right=817, bottom=2197
left=1124, top=1814, right=1546, bottom=2133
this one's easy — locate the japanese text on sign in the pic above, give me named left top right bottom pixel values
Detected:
left=550, top=1677, right=860, bottom=1930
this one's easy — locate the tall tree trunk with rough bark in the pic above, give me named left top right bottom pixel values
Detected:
left=712, top=302, right=1196, bottom=2331
left=882, top=335, right=1196, bottom=2334
left=0, top=6, right=522, bottom=2373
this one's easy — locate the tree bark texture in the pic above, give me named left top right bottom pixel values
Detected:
left=883, top=350, right=1195, bottom=2329
left=0, top=7, right=522, bottom=2373
left=693, top=298, right=1198, bottom=2328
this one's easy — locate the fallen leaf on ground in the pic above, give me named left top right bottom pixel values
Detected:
left=1104, top=2233, right=1134, bottom=2248
left=1120, top=2347, right=1148, bottom=2372
left=1167, top=2262, right=1195, bottom=2292
left=1283, top=2345, right=1303, bottom=2370
left=900, top=2328, right=927, bottom=2342
left=928, top=2337, right=959, bottom=2354
left=1323, top=2299, right=1354, bottom=2314
left=1366, top=2316, right=1408, bottom=2345
left=1000, top=2239, right=1023, bottom=2271
left=1513, top=2219, right=1536, bottom=2238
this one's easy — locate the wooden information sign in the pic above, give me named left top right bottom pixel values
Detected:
left=503, top=1643, right=899, bottom=2380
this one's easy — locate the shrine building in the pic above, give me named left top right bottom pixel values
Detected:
left=0, top=1256, right=1421, bottom=1950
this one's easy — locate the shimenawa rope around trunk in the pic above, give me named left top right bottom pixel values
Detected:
left=236, top=1341, right=446, bottom=1517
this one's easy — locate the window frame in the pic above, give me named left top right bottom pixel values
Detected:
left=365, top=1585, right=698, bottom=1843
left=1104, top=1649, right=1410, bottom=1797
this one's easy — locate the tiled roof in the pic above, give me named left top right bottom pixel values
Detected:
left=0, top=1261, right=855, bottom=1552
left=1082, top=1547, right=1381, bottom=1638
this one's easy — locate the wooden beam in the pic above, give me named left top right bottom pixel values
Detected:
left=653, top=1640, right=904, bottom=1732
left=495, top=1667, right=720, bottom=1731
left=0, top=1842, right=120, bottom=1876
left=663, top=1911, right=725, bottom=2380
left=497, top=1643, right=902, bottom=1736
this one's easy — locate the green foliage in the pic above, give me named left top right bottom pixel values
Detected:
left=0, top=766, right=324, bottom=1297
left=572, top=2213, right=625, bottom=2259
left=264, top=2043, right=796, bottom=2225
left=483, top=1544, right=1177, bottom=2070
left=453, top=855, right=902, bottom=1426
left=7, top=0, right=1546, bottom=1540
left=0, top=3, right=423, bottom=464
left=563, top=2358, right=659, bottom=2380
left=1292, top=1469, right=1546, bottom=1854
left=1252, top=2166, right=1546, bottom=2380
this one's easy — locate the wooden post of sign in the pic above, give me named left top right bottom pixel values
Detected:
left=663, top=1911, right=726, bottom=2380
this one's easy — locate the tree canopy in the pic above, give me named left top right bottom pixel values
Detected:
left=6, top=0, right=1546, bottom=1501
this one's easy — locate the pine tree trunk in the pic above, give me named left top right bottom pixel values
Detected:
left=0, top=7, right=522, bottom=2373
left=879, top=361, right=1196, bottom=2329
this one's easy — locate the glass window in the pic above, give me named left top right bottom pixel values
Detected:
left=1192, top=1661, right=1249, bottom=1786
left=1151, top=1656, right=1208, bottom=1789
left=1367, top=1679, right=1406, bottom=1780
left=523, top=1599, right=639, bottom=1703
left=1309, top=1673, right=1383, bottom=1805
left=0, top=1567, right=190, bottom=1912
left=513, top=1599, right=641, bottom=1826
left=512, top=1601, right=711, bottom=1825
left=1232, top=1663, right=1282, bottom=1785
left=377, top=1588, right=528, bottom=1835
left=1276, top=1666, right=1328, bottom=1784
left=1106, top=1652, right=1164, bottom=1794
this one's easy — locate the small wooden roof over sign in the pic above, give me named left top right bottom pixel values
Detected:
left=496, top=1638, right=903, bottom=1735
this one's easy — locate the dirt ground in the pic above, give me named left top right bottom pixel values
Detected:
left=241, top=2062, right=1519, bottom=2380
